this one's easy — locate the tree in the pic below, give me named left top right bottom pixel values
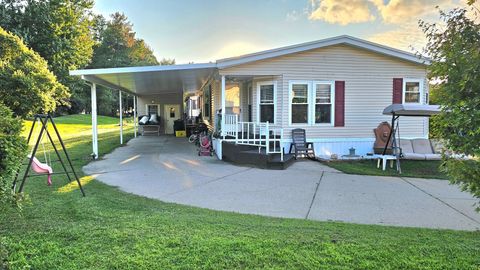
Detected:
left=160, top=58, right=176, bottom=65
left=0, top=27, right=68, bottom=117
left=90, top=12, right=159, bottom=69
left=88, top=12, right=160, bottom=115
left=0, top=0, right=95, bottom=111
left=420, top=5, right=480, bottom=208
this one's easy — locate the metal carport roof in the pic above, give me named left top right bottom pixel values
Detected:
left=69, top=63, right=217, bottom=95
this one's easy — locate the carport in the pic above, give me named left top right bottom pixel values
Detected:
left=70, top=63, right=216, bottom=158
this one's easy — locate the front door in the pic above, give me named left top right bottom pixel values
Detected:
left=164, top=104, right=181, bottom=134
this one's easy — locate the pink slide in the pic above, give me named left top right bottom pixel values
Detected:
left=28, top=155, right=53, bottom=185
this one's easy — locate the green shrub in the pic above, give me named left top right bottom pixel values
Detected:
left=0, top=103, right=27, bottom=209
left=0, top=26, right=69, bottom=118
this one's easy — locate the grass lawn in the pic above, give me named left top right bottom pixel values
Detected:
left=323, top=159, right=448, bottom=179
left=1, top=115, right=479, bottom=269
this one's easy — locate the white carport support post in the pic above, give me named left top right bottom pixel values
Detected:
left=119, top=91, right=123, bottom=144
left=133, top=95, right=137, bottom=138
left=91, top=83, right=98, bottom=159
left=221, top=75, right=226, bottom=138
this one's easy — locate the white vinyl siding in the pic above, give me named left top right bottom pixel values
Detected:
left=219, top=44, right=429, bottom=140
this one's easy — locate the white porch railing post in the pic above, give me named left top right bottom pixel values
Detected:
left=265, top=121, right=270, bottom=154
left=133, top=95, right=137, bottom=138
left=280, top=129, right=284, bottom=161
left=235, top=114, right=238, bottom=144
left=91, top=83, right=98, bottom=159
left=119, top=90, right=123, bottom=144
left=253, top=124, right=255, bottom=146
left=221, top=75, right=226, bottom=139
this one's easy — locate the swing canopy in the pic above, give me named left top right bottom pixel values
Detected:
left=382, top=104, right=441, bottom=117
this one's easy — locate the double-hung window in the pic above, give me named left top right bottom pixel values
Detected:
left=257, top=81, right=276, bottom=123
left=403, top=79, right=423, bottom=104
left=290, top=83, right=309, bottom=124
left=289, top=81, right=335, bottom=125
left=314, top=82, right=334, bottom=124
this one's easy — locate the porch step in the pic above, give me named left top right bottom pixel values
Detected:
left=221, top=142, right=295, bottom=170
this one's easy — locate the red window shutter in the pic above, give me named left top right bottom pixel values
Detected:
left=393, top=78, right=403, bottom=104
left=334, top=81, right=345, bottom=127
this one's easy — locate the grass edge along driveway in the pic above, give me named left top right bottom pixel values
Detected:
left=323, top=159, right=448, bottom=179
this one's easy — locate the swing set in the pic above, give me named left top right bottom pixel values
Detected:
left=12, top=114, right=86, bottom=197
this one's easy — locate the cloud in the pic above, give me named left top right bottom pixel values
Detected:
left=286, top=10, right=301, bottom=22
left=372, top=0, right=452, bottom=24
left=307, top=0, right=456, bottom=25
left=368, top=22, right=427, bottom=53
left=308, top=0, right=376, bottom=25
left=367, top=0, right=479, bottom=51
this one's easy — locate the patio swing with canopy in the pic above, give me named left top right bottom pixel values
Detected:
left=381, top=104, right=441, bottom=173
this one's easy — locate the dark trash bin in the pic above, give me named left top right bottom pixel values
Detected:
left=174, top=119, right=185, bottom=132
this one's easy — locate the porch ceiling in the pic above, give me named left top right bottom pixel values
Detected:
left=70, top=63, right=216, bottom=96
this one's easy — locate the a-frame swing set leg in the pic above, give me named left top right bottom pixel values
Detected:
left=41, top=117, right=74, bottom=184
left=12, top=114, right=40, bottom=192
left=16, top=115, right=45, bottom=193
left=47, top=114, right=85, bottom=196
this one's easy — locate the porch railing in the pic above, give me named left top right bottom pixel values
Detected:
left=224, top=114, right=238, bottom=138
left=223, top=114, right=284, bottom=161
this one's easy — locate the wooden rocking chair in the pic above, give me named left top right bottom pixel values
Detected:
left=289, top=128, right=316, bottom=160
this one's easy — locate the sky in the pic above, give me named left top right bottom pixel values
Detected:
left=93, top=0, right=474, bottom=64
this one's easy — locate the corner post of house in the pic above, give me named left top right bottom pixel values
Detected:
left=119, top=90, right=123, bottom=144
left=91, top=83, right=98, bottom=159
left=133, top=95, right=137, bottom=138
left=221, top=75, right=226, bottom=139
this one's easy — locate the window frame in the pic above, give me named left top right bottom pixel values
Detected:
left=402, top=78, right=424, bottom=105
left=288, top=81, right=311, bottom=125
left=203, top=84, right=212, bottom=119
left=146, top=104, right=159, bottom=116
left=311, top=81, right=335, bottom=126
left=256, top=81, right=277, bottom=124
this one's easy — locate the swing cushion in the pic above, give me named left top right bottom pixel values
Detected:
left=399, top=139, right=414, bottom=154
left=412, top=139, right=434, bottom=154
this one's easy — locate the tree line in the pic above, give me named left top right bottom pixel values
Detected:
left=0, top=0, right=174, bottom=117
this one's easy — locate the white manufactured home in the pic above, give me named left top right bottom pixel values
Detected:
left=70, top=35, right=430, bottom=162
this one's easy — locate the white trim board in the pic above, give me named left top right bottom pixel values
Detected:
left=70, top=63, right=216, bottom=76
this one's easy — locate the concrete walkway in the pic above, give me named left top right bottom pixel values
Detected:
left=84, top=136, right=480, bottom=231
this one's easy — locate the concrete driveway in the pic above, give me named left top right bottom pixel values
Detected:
left=83, top=136, right=480, bottom=231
